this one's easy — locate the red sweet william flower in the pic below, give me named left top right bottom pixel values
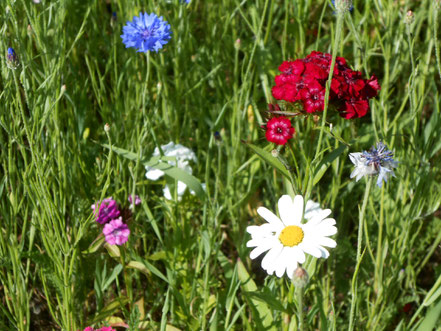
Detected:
left=265, top=117, right=295, bottom=145
left=278, top=60, right=305, bottom=75
left=301, top=85, right=325, bottom=113
left=339, top=99, right=369, bottom=119
left=361, top=75, right=381, bottom=98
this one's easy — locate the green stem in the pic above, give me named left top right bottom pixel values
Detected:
left=374, top=185, right=385, bottom=292
left=434, top=8, right=441, bottom=84
left=314, top=11, right=344, bottom=159
left=296, top=286, right=304, bottom=331
left=348, top=177, right=373, bottom=331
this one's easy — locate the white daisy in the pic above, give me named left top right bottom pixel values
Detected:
left=246, top=195, right=337, bottom=279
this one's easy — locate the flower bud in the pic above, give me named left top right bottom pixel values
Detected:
left=271, top=149, right=279, bottom=158
left=292, top=267, right=309, bottom=288
left=234, top=39, right=241, bottom=50
left=405, top=10, right=414, bottom=25
left=6, top=47, right=19, bottom=69
left=104, top=123, right=111, bottom=132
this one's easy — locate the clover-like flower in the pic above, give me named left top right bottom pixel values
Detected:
left=121, top=12, right=172, bottom=52
left=91, top=198, right=120, bottom=224
left=103, top=217, right=130, bottom=246
left=349, top=142, right=398, bottom=187
left=246, top=195, right=337, bottom=278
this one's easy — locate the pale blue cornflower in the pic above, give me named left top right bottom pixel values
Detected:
left=332, top=0, right=354, bottom=13
left=121, top=12, right=171, bottom=53
left=349, top=142, right=398, bottom=188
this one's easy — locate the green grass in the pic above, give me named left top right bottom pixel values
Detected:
left=1, top=0, right=441, bottom=330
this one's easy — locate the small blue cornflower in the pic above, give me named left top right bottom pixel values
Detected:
left=331, top=0, right=354, bottom=13
left=349, top=142, right=398, bottom=188
left=121, top=12, right=171, bottom=53
left=6, top=47, right=19, bottom=69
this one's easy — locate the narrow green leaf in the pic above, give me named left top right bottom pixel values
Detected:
left=313, top=144, right=347, bottom=185
left=416, top=299, right=441, bottom=331
left=127, top=261, right=151, bottom=276
left=102, top=264, right=123, bottom=291
left=246, top=143, right=291, bottom=178
left=237, top=259, right=276, bottom=330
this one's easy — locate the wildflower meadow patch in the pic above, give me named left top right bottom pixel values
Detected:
left=1, top=0, right=441, bottom=330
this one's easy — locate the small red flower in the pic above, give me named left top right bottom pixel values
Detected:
left=301, top=86, right=325, bottom=113
left=265, top=117, right=295, bottom=145
left=339, top=99, right=369, bottom=119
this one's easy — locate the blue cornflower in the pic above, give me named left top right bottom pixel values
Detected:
left=331, top=0, right=353, bottom=13
left=121, top=12, right=172, bottom=53
left=6, top=47, right=19, bottom=69
left=183, top=0, right=191, bottom=3
left=349, top=142, right=398, bottom=188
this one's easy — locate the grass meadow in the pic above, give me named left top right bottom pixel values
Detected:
left=1, top=0, right=441, bottom=330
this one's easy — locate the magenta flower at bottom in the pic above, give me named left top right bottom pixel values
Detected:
left=82, top=327, right=115, bottom=331
left=103, top=217, right=130, bottom=245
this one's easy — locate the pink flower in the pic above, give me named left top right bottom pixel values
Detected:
left=103, top=217, right=130, bottom=245
left=91, top=198, right=120, bottom=224
left=80, top=327, right=116, bottom=331
left=265, top=117, right=295, bottom=145
left=128, top=194, right=141, bottom=206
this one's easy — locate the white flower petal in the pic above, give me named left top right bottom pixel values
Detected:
left=293, top=246, right=306, bottom=264
left=274, top=248, right=291, bottom=278
left=246, top=223, right=276, bottom=238
left=261, top=243, right=283, bottom=272
left=145, top=167, right=165, bottom=180
left=318, top=246, right=330, bottom=258
left=249, top=239, right=275, bottom=259
left=318, top=237, right=337, bottom=248
left=257, top=207, right=284, bottom=228
left=300, top=241, right=323, bottom=258
left=278, top=195, right=295, bottom=225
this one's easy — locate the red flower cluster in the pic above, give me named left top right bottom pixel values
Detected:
left=271, top=51, right=380, bottom=119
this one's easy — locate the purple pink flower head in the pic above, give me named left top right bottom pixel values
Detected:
left=91, top=198, right=120, bottom=224
left=128, top=194, right=141, bottom=206
left=82, top=327, right=115, bottom=331
left=103, top=217, right=130, bottom=245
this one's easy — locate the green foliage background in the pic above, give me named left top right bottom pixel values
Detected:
left=1, top=0, right=441, bottom=330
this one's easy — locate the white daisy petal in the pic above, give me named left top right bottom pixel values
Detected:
left=246, top=223, right=276, bottom=238
left=249, top=239, right=275, bottom=259
left=293, top=246, right=306, bottom=264
left=291, top=195, right=304, bottom=225
left=257, top=207, right=284, bottom=228
left=300, top=241, right=323, bottom=258
left=261, top=243, right=283, bottom=271
left=278, top=195, right=296, bottom=225
left=318, top=246, right=330, bottom=258
left=318, top=237, right=337, bottom=248
left=274, top=248, right=291, bottom=277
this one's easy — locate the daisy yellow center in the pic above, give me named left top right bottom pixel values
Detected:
left=279, top=225, right=304, bottom=247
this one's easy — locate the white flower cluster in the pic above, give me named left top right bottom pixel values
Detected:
left=145, top=142, right=202, bottom=200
